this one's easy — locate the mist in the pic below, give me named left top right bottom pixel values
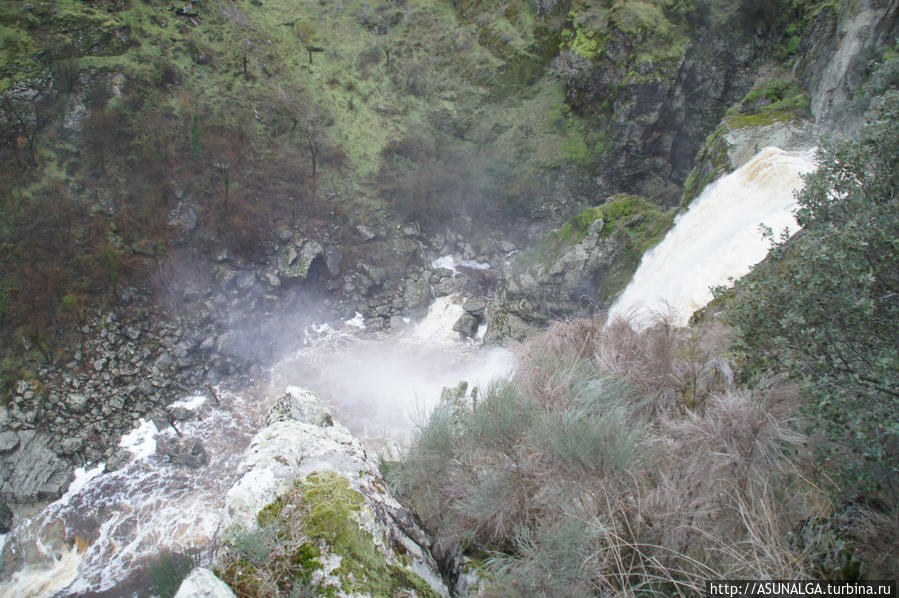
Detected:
left=268, top=295, right=515, bottom=449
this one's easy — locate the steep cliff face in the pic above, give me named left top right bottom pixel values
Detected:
left=798, top=0, right=899, bottom=134
left=486, top=0, right=898, bottom=343
left=485, top=195, right=674, bottom=341
left=555, top=1, right=774, bottom=204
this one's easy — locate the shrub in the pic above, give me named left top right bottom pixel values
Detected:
left=390, top=317, right=816, bottom=592
left=725, top=92, right=899, bottom=497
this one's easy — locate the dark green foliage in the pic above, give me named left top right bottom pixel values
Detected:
left=144, top=550, right=202, bottom=598
left=725, top=92, right=899, bottom=495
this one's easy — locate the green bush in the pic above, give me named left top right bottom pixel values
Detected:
left=725, top=92, right=899, bottom=496
left=391, top=317, right=815, bottom=593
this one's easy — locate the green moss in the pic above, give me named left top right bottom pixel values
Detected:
left=724, top=109, right=799, bottom=129
left=300, top=471, right=441, bottom=598
left=514, top=194, right=674, bottom=302
left=681, top=124, right=731, bottom=207
left=220, top=471, right=441, bottom=597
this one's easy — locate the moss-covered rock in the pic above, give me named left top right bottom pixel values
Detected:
left=485, top=194, right=674, bottom=342
left=680, top=73, right=815, bottom=207
left=213, top=387, right=448, bottom=598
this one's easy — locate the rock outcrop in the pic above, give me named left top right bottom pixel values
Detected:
left=0, top=431, right=73, bottom=503
left=174, top=568, right=237, bottom=598
left=486, top=195, right=674, bottom=342
left=200, top=386, right=448, bottom=597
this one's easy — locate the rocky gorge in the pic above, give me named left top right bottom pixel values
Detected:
left=0, top=0, right=897, bottom=595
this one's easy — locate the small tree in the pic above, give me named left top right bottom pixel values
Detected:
left=726, top=91, right=899, bottom=495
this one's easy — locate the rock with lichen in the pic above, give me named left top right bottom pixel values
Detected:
left=204, top=387, right=448, bottom=598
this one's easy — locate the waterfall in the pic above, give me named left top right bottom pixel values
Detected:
left=609, top=147, right=817, bottom=327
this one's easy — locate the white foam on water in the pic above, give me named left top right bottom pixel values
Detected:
left=5, top=290, right=511, bottom=595
left=457, top=259, right=490, bottom=270
left=272, top=294, right=514, bottom=449
left=408, top=295, right=467, bottom=345
left=119, top=418, right=158, bottom=460
left=1, top=390, right=259, bottom=596
left=344, top=312, right=365, bottom=330
left=168, top=394, right=206, bottom=411
left=0, top=542, right=83, bottom=598
left=609, top=146, right=817, bottom=328
left=431, top=255, right=457, bottom=271
left=57, top=464, right=106, bottom=508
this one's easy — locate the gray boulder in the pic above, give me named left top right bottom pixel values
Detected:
left=0, top=501, right=11, bottom=533
left=158, top=437, right=209, bottom=469
left=265, top=386, right=333, bottom=427
left=485, top=217, right=620, bottom=342
left=0, top=432, right=73, bottom=503
left=280, top=239, right=324, bottom=280
left=452, top=312, right=480, bottom=338
left=0, top=432, right=19, bottom=454
left=216, top=387, right=448, bottom=597
left=175, top=568, right=236, bottom=598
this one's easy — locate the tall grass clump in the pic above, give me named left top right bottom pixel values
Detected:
left=390, top=316, right=824, bottom=595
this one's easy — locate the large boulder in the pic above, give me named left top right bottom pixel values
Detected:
left=486, top=195, right=673, bottom=342
left=213, top=388, right=448, bottom=597
left=0, top=432, right=74, bottom=503
left=279, top=239, right=325, bottom=280
left=174, top=567, right=236, bottom=598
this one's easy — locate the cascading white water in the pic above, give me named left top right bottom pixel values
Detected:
left=609, top=146, right=817, bottom=327
left=271, top=294, right=514, bottom=449
left=0, top=389, right=260, bottom=597
left=0, top=287, right=512, bottom=596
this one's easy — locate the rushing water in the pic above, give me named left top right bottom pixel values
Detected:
left=609, top=147, right=817, bottom=327
left=0, top=287, right=513, bottom=597
left=0, top=148, right=817, bottom=595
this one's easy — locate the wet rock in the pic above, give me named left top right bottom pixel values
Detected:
left=175, top=567, right=236, bottom=598
left=0, top=432, right=74, bottom=503
left=0, top=502, right=11, bottom=533
left=158, top=437, right=208, bottom=469
left=263, top=272, right=281, bottom=288
left=280, top=239, right=324, bottom=280
left=216, top=388, right=448, bottom=597
left=168, top=406, right=195, bottom=422
left=0, top=432, right=19, bottom=454
left=235, top=271, right=256, bottom=291
left=212, top=265, right=239, bottom=287
left=452, top=313, right=480, bottom=338
left=324, top=246, right=343, bottom=276
left=462, top=296, right=488, bottom=318
left=485, top=216, right=621, bottom=342
left=66, top=393, right=89, bottom=413
left=265, top=386, right=333, bottom=428
left=363, top=317, right=386, bottom=332
left=58, top=437, right=83, bottom=456
left=434, top=275, right=465, bottom=296
left=402, top=275, right=431, bottom=311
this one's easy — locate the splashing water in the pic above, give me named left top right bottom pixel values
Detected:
left=0, top=295, right=512, bottom=596
left=272, top=294, right=514, bottom=449
left=609, top=147, right=817, bottom=327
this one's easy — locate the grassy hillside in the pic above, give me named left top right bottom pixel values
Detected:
left=0, top=0, right=604, bottom=374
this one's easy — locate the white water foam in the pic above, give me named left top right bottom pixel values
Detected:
left=431, top=254, right=491, bottom=274
left=609, top=146, right=817, bottom=327
left=272, top=294, right=514, bottom=448
left=0, top=389, right=259, bottom=597
left=119, top=419, right=159, bottom=460
left=2, top=294, right=511, bottom=596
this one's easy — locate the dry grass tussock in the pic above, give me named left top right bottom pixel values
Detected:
left=391, top=315, right=841, bottom=595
